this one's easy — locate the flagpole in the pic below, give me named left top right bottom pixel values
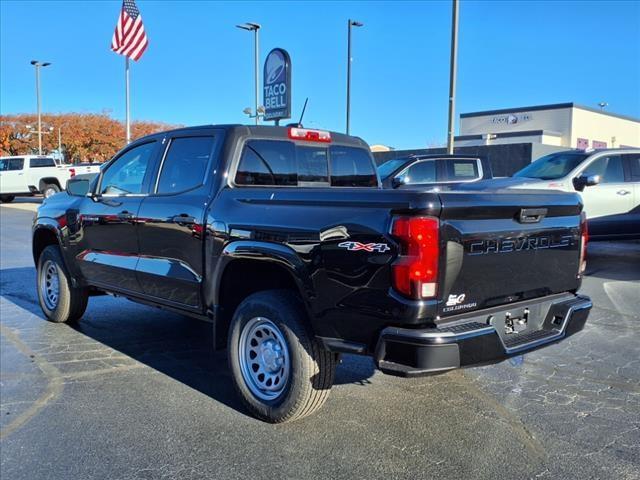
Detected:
left=125, top=57, right=131, bottom=144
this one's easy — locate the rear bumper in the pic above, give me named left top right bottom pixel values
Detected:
left=374, top=293, right=592, bottom=376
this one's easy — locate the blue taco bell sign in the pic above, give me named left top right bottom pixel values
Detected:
left=263, top=48, right=291, bottom=122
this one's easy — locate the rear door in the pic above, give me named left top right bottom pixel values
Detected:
left=437, top=190, right=582, bottom=317
left=136, top=128, right=220, bottom=308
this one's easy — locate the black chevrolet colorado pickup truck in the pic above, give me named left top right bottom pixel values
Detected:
left=33, top=125, right=592, bottom=423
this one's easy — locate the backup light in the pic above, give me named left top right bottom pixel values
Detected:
left=288, top=127, right=331, bottom=143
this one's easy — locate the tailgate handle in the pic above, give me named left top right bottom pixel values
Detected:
left=518, top=208, right=547, bottom=224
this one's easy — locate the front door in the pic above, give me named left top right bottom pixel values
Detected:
left=0, top=158, right=27, bottom=193
left=136, top=129, right=220, bottom=308
left=578, top=154, right=634, bottom=236
left=75, top=140, right=159, bottom=293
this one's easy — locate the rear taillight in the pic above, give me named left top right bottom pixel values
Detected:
left=579, top=211, right=588, bottom=274
left=69, top=168, right=76, bottom=177
left=391, top=216, right=439, bottom=299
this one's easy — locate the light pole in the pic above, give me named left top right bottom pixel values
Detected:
left=346, top=19, right=363, bottom=136
left=598, top=102, right=608, bottom=111
left=236, top=22, right=261, bottom=125
left=446, top=0, right=459, bottom=154
left=30, top=60, right=52, bottom=155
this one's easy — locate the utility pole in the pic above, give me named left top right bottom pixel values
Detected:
left=236, top=22, right=261, bottom=125
left=446, top=0, right=459, bottom=154
left=346, top=19, right=363, bottom=135
left=30, top=60, right=52, bottom=155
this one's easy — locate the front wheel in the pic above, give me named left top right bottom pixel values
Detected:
left=228, top=290, right=337, bottom=423
left=0, top=195, right=15, bottom=203
left=37, top=245, right=88, bottom=323
left=42, top=184, right=60, bottom=198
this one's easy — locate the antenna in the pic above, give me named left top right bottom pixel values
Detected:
left=298, top=97, right=309, bottom=127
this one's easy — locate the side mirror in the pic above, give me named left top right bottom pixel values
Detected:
left=392, top=175, right=407, bottom=189
left=573, top=174, right=601, bottom=192
left=66, top=177, right=91, bottom=196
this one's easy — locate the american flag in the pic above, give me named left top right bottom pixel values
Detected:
left=111, top=0, right=148, bottom=61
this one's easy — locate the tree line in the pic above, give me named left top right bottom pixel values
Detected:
left=0, top=113, right=177, bottom=163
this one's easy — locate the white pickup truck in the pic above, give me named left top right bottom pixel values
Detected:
left=0, top=155, right=100, bottom=202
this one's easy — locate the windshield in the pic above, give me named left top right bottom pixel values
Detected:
left=514, top=152, right=588, bottom=180
left=377, top=159, right=407, bottom=179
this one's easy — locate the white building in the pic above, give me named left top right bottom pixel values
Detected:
left=455, top=102, right=640, bottom=159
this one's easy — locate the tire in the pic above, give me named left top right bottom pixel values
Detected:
left=42, top=184, right=60, bottom=198
left=37, top=245, right=88, bottom=323
left=228, top=290, right=337, bottom=423
left=0, top=195, right=15, bottom=203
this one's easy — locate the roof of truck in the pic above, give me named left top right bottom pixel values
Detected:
left=137, top=124, right=370, bottom=149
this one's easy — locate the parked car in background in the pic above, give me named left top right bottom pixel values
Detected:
left=509, top=149, right=640, bottom=240
left=377, top=154, right=493, bottom=189
left=0, top=155, right=77, bottom=202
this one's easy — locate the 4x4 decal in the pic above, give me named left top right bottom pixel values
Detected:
left=338, top=241, right=390, bottom=253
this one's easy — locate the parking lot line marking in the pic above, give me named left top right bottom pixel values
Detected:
left=0, top=323, right=63, bottom=440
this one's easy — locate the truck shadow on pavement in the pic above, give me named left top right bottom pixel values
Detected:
left=0, top=267, right=376, bottom=417
left=584, top=241, right=640, bottom=282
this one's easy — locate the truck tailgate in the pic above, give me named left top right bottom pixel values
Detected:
left=437, top=190, right=583, bottom=318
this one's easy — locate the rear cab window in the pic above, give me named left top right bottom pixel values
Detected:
left=234, top=140, right=377, bottom=187
left=29, top=157, right=56, bottom=168
left=444, top=159, right=481, bottom=182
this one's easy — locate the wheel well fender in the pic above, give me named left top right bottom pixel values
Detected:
left=210, top=241, right=316, bottom=349
left=32, top=223, right=63, bottom=265
left=39, top=178, right=61, bottom=191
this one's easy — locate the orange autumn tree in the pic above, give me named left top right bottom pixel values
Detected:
left=0, top=113, right=178, bottom=163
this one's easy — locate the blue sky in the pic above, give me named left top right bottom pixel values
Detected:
left=1, top=0, right=639, bottom=149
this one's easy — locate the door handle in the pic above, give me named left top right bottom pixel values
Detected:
left=616, top=190, right=631, bottom=196
left=170, top=214, right=196, bottom=225
left=117, top=211, right=135, bottom=220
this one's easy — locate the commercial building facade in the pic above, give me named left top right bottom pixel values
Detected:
left=455, top=102, right=639, bottom=159
left=373, top=103, right=639, bottom=176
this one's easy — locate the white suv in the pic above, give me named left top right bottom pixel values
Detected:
left=511, top=149, right=640, bottom=240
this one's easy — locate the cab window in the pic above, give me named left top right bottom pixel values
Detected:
left=581, top=155, right=625, bottom=184
left=445, top=159, right=480, bottom=181
left=100, top=142, right=156, bottom=195
left=156, top=136, right=214, bottom=194
left=235, top=140, right=297, bottom=186
left=625, top=154, right=640, bottom=181
left=330, top=146, right=377, bottom=187
left=403, top=160, right=436, bottom=184
left=235, top=140, right=376, bottom=187
left=29, top=158, right=56, bottom=168
left=0, top=158, right=24, bottom=171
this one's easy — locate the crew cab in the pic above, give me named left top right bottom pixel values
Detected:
left=33, top=125, right=591, bottom=423
left=0, top=155, right=75, bottom=202
left=377, top=154, right=493, bottom=188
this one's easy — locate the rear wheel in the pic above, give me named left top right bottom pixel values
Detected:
left=42, top=184, right=60, bottom=198
left=0, top=195, right=15, bottom=203
left=228, top=290, right=337, bottom=423
left=37, top=245, right=88, bottom=323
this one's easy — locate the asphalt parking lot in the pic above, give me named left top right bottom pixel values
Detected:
left=1, top=199, right=639, bottom=480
